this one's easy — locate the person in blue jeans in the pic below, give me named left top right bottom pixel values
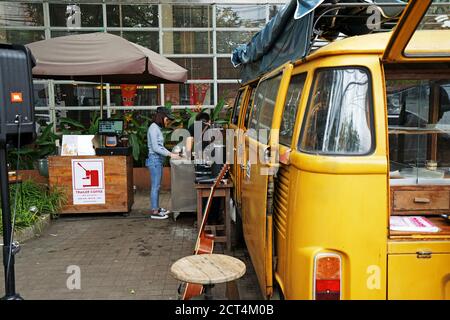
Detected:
left=147, top=108, right=180, bottom=219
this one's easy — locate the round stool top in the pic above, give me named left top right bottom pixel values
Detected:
left=171, top=254, right=246, bottom=285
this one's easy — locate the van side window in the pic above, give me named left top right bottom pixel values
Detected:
left=231, top=90, right=244, bottom=125
left=249, top=75, right=283, bottom=143
left=299, top=68, right=373, bottom=155
left=244, top=87, right=257, bottom=129
left=280, top=73, right=307, bottom=146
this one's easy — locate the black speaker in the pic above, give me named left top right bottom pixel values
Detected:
left=0, top=43, right=35, bottom=146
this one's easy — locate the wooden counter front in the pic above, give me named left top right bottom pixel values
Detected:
left=48, top=155, right=133, bottom=214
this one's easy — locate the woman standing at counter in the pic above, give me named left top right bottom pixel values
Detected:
left=147, top=108, right=180, bottom=219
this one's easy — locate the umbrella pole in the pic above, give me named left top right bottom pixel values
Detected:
left=100, top=75, right=104, bottom=120
left=100, top=76, right=104, bottom=148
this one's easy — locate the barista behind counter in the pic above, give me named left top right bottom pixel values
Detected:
left=186, top=112, right=211, bottom=160
left=185, top=112, right=223, bottom=223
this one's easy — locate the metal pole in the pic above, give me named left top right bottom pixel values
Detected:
left=0, top=146, right=22, bottom=300
left=100, top=75, right=104, bottom=120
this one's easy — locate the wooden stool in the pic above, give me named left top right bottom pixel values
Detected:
left=171, top=254, right=246, bottom=300
left=195, top=182, right=233, bottom=251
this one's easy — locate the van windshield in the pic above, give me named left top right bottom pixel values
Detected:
left=387, top=75, right=450, bottom=185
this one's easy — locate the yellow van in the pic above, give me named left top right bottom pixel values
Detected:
left=230, top=0, right=450, bottom=300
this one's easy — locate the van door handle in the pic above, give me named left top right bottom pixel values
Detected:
left=414, top=197, right=430, bottom=204
left=416, top=251, right=432, bottom=259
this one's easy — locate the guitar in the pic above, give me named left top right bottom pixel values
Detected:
left=182, top=163, right=230, bottom=300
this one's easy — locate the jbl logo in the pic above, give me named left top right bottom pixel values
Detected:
left=10, top=92, right=23, bottom=103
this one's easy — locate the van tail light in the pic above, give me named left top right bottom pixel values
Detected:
left=314, top=253, right=342, bottom=300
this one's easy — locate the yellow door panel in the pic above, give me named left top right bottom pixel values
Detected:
left=241, top=138, right=271, bottom=296
left=240, top=64, right=293, bottom=298
left=388, top=253, right=450, bottom=300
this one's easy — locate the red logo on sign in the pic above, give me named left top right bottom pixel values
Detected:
left=77, top=163, right=100, bottom=187
left=11, top=92, right=23, bottom=103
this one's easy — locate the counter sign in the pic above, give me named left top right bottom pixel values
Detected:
left=71, top=159, right=105, bottom=205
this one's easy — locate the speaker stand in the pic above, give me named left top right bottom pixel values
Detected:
left=0, top=145, right=23, bottom=300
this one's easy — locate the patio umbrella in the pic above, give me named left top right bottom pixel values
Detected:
left=26, top=32, right=188, bottom=116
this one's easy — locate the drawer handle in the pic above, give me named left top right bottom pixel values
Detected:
left=414, top=197, right=430, bottom=204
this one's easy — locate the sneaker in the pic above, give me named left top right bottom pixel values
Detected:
left=150, top=210, right=169, bottom=220
left=159, top=208, right=171, bottom=215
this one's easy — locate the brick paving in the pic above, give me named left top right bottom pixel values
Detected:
left=0, top=191, right=261, bottom=300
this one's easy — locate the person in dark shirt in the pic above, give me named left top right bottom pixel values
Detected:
left=187, top=112, right=223, bottom=223
left=186, top=112, right=211, bottom=160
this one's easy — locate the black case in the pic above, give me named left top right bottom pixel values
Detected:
left=0, top=43, right=35, bottom=145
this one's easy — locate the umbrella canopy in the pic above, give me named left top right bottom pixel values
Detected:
left=26, top=32, right=188, bottom=84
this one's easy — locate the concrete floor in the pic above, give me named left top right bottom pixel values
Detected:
left=0, top=191, right=261, bottom=300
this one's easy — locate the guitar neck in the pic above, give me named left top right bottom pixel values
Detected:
left=194, top=164, right=229, bottom=251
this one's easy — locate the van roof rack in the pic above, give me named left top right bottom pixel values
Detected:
left=232, top=0, right=449, bottom=82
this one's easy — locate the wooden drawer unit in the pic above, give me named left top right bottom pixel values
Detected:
left=391, top=186, right=450, bottom=215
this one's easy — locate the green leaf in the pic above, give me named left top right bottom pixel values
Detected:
left=129, top=133, right=141, bottom=161
left=59, top=118, right=86, bottom=131
left=36, top=123, right=53, bottom=142
left=164, top=101, right=173, bottom=110
left=87, top=115, right=100, bottom=135
left=212, top=98, right=225, bottom=121
left=187, top=113, right=198, bottom=128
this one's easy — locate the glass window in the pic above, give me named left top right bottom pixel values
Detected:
left=106, top=5, right=158, bottom=28
left=56, top=110, right=98, bottom=133
left=165, top=83, right=214, bottom=106
left=300, top=68, right=373, bottom=155
left=54, top=83, right=105, bottom=108
left=405, top=1, right=450, bottom=57
left=33, top=82, right=49, bottom=107
left=163, top=31, right=213, bottom=54
left=34, top=109, right=51, bottom=127
left=244, top=87, right=257, bottom=129
left=169, top=58, right=213, bottom=80
left=218, top=83, right=241, bottom=110
left=0, top=2, right=44, bottom=26
left=217, top=57, right=240, bottom=80
left=51, top=30, right=95, bottom=39
left=110, top=109, right=155, bottom=120
left=162, top=5, right=212, bottom=28
left=109, top=31, right=159, bottom=52
left=0, top=29, right=44, bottom=45
left=216, top=31, right=256, bottom=54
left=232, top=90, right=245, bottom=125
left=216, top=5, right=266, bottom=28
left=387, top=77, right=450, bottom=184
left=109, top=85, right=160, bottom=107
left=49, top=4, right=103, bottom=27
left=280, top=73, right=307, bottom=146
left=249, top=75, right=282, bottom=143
